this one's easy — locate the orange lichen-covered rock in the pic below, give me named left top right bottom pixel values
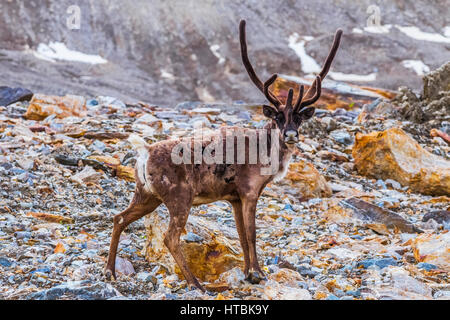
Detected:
left=86, top=155, right=121, bottom=167
left=85, top=155, right=135, bottom=182
left=353, top=128, right=450, bottom=196
left=27, top=212, right=74, bottom=224
left=144, top=213, right=243, bottom=282
left=283, top=161, right=332, bottom=200
left=24, top=94, right=87, bottom=120
left=412, top=232, right=450, bottom=270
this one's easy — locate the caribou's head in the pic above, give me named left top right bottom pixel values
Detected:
left=239, top=20, right=343, bottom=144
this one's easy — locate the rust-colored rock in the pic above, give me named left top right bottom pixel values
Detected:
left=24, top=94, right=87, bottom=120
left=353, top=128, right=450, bottom=196
left=144, top=213, right=243, bottom=282
left=86, top=155, right=121, bottom=167
left=272, top=75, right=395, bottom=110
left=54, top=242, right=66, bottom=254
left=412, top=232, right=450, bottom=270
left=27, top=212, right=74, bottom=224
left=283, top=161, right=332, bottom=200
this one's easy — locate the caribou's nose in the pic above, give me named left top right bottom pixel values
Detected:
left=284, top=130, right=298, bottom=143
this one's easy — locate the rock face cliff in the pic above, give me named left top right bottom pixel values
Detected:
left=0, top=0, right=449, bottom=105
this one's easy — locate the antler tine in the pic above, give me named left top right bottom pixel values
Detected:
left=240, top=20, right=281, bottom=108
left=263, top=74, right=282, bottom=107
left=293, top=85, right=305, bottom=112
left=304, top=29, right=343, bottom=100
left=286, top=88, right=294, bottom=108
left=239, top=20, right=263, bottom=92
left=300, top=76, right=321, bottom=108
left=319, top=29, right=343, bottom=79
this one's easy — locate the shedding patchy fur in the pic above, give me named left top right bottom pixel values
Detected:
left=128, top=134, right=153, bottom=193
left=273, top=153, right=292, bottom=182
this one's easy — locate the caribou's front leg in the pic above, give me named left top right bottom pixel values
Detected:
left=241, top=195, right=265, bottom=283
left=231, top=200, right=250, bottom=275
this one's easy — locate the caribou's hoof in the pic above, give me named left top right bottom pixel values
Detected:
left=103, top=268, right=116, bottom=281
left=245, top=270, right=266, bottom=284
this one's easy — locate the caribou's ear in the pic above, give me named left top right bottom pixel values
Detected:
left=299, top=107, right=315, bottom=120
left=262, top=105, right=278, bottom=119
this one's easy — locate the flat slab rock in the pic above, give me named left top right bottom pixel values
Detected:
left=339, top=197, right=422, bottom=233
left=29, top=281, right=122, bottom=300
left=422, top=210, right=450, bottom=225
left=0, top=86, right=33, bottom=107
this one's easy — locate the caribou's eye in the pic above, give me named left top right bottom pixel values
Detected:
left=293, top=114, right=302, bottom=123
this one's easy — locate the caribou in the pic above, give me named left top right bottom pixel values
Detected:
left=104, top=20, right=343, bottom=291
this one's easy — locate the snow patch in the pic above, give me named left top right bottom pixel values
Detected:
left=352, top=24, right=450, bottom=43
left=303, top=36, right=315, bottom=41
left=288, top=33, right=321, bottom=74
left=364, top=24, right=392, bottom=34
left=401, top=60, right=430, bottom=76
left=288, top=33, right=377, bottom=83
left=34, top=42, right=108, bottom=64
left=395, top=26, right=450, bottom=43
left=444, top=26, right=450, bottom=38
left=160, top=70, right=175, bottom=80
left=328, top=72, right=377, bottom=82
left=210, top=44, right=225, bottom=64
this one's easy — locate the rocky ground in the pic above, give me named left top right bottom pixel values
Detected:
left=0, top=63, right=449, bottom=300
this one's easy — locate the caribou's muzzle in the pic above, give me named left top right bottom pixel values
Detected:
left=284, top=130, right=298, bottom=144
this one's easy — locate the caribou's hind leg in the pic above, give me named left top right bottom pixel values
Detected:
left=104, top=193, right=161, bottom=280
left=163, top=193, right=205, bottom=291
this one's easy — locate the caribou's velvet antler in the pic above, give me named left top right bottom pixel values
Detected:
left=285, top=88, right=294, bottom=108
left=240, top=19, right=342, bottom=113
left=239, top=20, right=282, bottom=108
left=263, top=74, right=281, bottom=107
left=298, top=76, right=322, bottom=110
left=293, top=85, right=305, bottom=113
